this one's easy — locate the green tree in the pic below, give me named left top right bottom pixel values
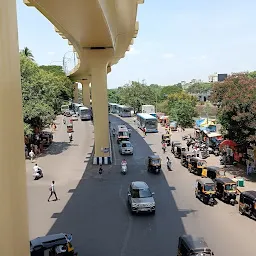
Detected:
left=20, top=47, right=34, bottom=61
left=108, top=88, right=121, bottom=103
left=20, top=53, right=73, bottom=133
left=159, top=85, right=183, bottom=100
left=211, top=74, right=256, bottom=143
left=167, top=92, right=197, bottom=127
left=117, top=81, right=156, bottom=113
left=186, top=82, right=212, bottom=94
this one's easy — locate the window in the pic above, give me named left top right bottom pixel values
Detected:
left=132, top=188, right=152, bottom=198
left=225, top=184, right=236, bottom=191
left=204, top=184, right=215, bottom=191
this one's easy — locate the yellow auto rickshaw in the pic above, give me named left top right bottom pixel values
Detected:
left=161, top=134, right=171, bottom=146
left=188, top=157, right=207, bottom=176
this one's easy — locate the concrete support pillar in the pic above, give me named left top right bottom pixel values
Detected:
left=89, top=49, right=113, bottom=164
left=0, top=1, right=30, bottom=255
left=82, top=80, right=91, bottom=108
left=73, top=82, right=78, bottom=103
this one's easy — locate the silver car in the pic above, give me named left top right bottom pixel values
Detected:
left=127, top=181, right=155, bottom=214
left=119, top=141, right=133, bottom=155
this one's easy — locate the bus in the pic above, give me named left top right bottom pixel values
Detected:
left=136, top=113, right=158, bottom=133
left=61, top=104, right=70, bottom=114
left=117, top=125, right=130, bottom=143
left=109, top=103, right=119, bottom=114
left=72, top=103, right=83, bottom=115
left=117, top=105, right=132, bottom=117
left=78, top=107, right=91, bottom=120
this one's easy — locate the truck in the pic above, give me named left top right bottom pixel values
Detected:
left=141, top=105, right=155, bottom=114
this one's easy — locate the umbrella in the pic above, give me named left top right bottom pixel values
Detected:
left=219, top=140, right=237, bottom=150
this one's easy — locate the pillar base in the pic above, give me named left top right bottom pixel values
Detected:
left=93, top=156, right=112, bottom=165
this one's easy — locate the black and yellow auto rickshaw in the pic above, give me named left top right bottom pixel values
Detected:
left=67, top=123, right=73, bottom=133
left=195, top=178, right=216, bottom=206
left=203, top=166, right=225, bottom=180
left=239, top=190, right=256, bottom=219
left=147, top=155, right=161, bottom=174
left=30, top=233, right=78, bottom=256
left=180, top=152, right=194, bottom=168
left=174, top=145, right=186, bottom=158
left=188, top=157, right=207, bottom=176
left=177, top=235, right=214, bottom=256
left=171, top=141, right=181, bottom=153
left=161, top=134, right=171, bottom=146
left=215, top=177, right=237, bottom=205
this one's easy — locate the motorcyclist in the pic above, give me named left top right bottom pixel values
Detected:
left=167, top=156, right=172, bottom=170
left=121, top=159, right=127, bottom=166
left=33, top=163, right=42, bottom=179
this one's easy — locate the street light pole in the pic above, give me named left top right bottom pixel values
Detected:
left=155, top=93, right=157, bottom=113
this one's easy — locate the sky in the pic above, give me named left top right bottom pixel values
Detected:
left=17, top=0, right=256, bottom=89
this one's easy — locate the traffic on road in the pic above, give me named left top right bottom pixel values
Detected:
left=27, top=111, right=256, bottom=256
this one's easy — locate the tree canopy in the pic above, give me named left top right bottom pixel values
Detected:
left=108, top=81, right=198, bottom=126
left=211, top=74, right=256, bottom=143
left=186, top=82, right=212, bottom=94
left=20, top=48, right=73, bottom=134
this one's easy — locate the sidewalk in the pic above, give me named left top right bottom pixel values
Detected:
left=169, top=127, right=256, bottom=193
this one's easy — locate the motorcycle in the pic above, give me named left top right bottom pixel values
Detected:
left=121, top=163, right=127, bottom=175
left=33, top=169, right=43, bottom=180
left=167, top=158, right=172, bottom=171
left=69, top=134, right=73, bottom=142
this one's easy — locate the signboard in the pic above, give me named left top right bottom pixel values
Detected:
left=101, top=147, right=109, bottom=153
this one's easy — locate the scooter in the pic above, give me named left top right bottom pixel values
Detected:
left=33, top=169, right=43, bottom=180
left=121, top=163, right=127, bottom=175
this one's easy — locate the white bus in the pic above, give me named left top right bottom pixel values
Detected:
left=78, top=106, right=91, bottom=120
left=136, top=113, right=158, bottom=133
left=117, top=105, right=132, bottom=117
left=61, top=104, right=69, bottom=114
left=117, top=125, right=130, bottom=143
left=109, top=103, right=119, bottom=114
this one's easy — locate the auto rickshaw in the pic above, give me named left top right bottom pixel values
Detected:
left=215, top=177, right=237, bottom=205
left=171, top=141, right=181, bottom=153
left=188, top=157, right=207, bottom=176
left=203, top=166, right=225, bottom=180
left=180, top=152, right=194, bottom=168
left=177, top=235, right=214, bottom=256
left=239, top=190, right=256, bottom=219
left=67, top=123, right=73, bottom=133
left=30, top=233, right=78, bottom=256
left=147, top=155, right=161, bottom=174
left=174, top=145, right=186, bottom=158
left=195, top=178, right=216, bottom=206
left=161, top=134, right=171, bottom=146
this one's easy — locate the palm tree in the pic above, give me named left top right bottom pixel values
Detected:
left=20, top=47, right=34, bottom=61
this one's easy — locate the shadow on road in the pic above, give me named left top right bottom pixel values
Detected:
left=40, top=141, right=72, bottom=157
left=47, top=115, right=188, bottom=256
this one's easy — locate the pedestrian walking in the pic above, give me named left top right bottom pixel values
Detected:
left=48, top=181, right=58, bottom=202
left=99, top=165, right=103, bottom=175
left=29, top=149, right=35, bottom=162
left=143, top=127, right=147, bottom=136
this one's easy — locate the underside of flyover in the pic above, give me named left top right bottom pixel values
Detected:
left=24, top=0, right=143, bottom=165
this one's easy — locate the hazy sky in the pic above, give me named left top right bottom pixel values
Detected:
left=17, top=0, right=256, bottom=88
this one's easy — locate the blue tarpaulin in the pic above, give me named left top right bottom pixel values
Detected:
left=195, top=118, right=205, bottom=127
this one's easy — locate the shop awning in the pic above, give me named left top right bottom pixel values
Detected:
left=207, top=132, right=222, bottom=138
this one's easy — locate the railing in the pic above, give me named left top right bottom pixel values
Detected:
left=63, top=51, right=79, bottom=75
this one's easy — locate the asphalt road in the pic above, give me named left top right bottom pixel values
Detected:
left=28, top=115, right=256, bottom=256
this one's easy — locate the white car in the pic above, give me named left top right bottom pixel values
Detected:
left=119, top=141, right=133, bottom=155
left=71, top=114, right=78, bottom=121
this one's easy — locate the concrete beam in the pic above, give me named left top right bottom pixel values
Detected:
left=23, top=0, right=33, bottom=6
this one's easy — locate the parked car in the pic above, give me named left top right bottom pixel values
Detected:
left=119, top=141, right=133, bottom=155
left=127, top=181, right=155, bottom=214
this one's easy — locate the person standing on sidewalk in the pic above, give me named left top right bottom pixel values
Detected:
left=48, top=181, right=58, bottom=202
left=29, top=149, right=35, bottom=162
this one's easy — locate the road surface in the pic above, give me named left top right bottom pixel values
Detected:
left=28, top=115, right=256, bottom=256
